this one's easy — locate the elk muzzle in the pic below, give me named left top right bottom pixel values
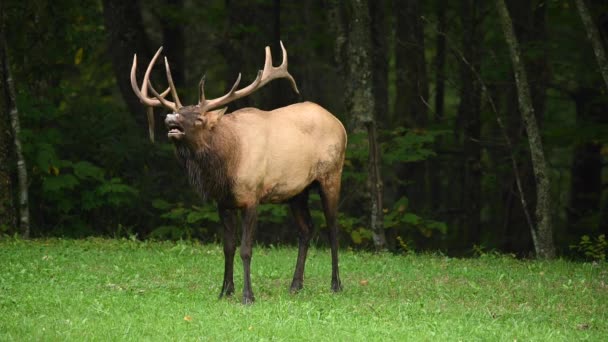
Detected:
left=165, top=113, right=185, bottom=140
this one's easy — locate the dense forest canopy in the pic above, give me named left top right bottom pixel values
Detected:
left=1, top=0, right=607, bottom=258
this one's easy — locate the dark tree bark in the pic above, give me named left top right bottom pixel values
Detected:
left=0, top=35, right=15, bottom=231
left=455, top=0, right=482, bottom=249
left=496, top=0, right=555, bottom=258
left=434, top=1, right=447, bottom=123
left=159, top=0, right=185, bottom=87
left=498, top=0, right=550, bottom=253
left=429, top=1, right=448, bottom=226
left=264, top=0, right=299, bottom=110
left=575, top=0, right=608, bottom=90
left=394, top=0, right=430, bottom=217
left=329, top=0, right=386, bottom=250
left=568, top=88, right=607, bottom=238
left=294, top=0, right=337, bottom=112
left=349, top=0, right=386, bottom=250
left=102, top=0, right=152, bottom=134
left=369, top=0, right=389, bottom=125
left=219, top=0, right=269, bottom=110
left=566, top=1, right=608, bottom=241
left=394, top=0, right=429, bottom=126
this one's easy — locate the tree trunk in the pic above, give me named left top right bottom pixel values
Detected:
left=329, top=0, right=386, bottom=250
left=429, top=1, right=448, bottom=229
left=219, top=0, right=267, bottom=110
left=348, top=0, right=386, bottom=250
left=575, top=0, right=608, bottom=90
left=369, top=0, right=389, bottom=125
left=568, top=88, right=607, bottom=239
left=394, top=0, right=429, bottom=127
left=366, top=120, right=385, bottom=249
left=394, top=0, right=430, bottom=217
left=491, top=0, right=550, bottom=254
left=0, top=36, right=15, bottom=231
left=456, top=0, right=482, bottom=250
left=159, top=0, right=185, bottom=87
left=102, top=0, right=152, bottom=137
left=434, top=1, right=447, bottom=123
left=2, top=38, right=29, bottom=238
left=496, top=0, right=555, bottom=258
left=264, top=0, right=299, bottom=110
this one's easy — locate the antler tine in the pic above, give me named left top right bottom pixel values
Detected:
left=130, top=47, right=176, bottom=109
left=198, top=74, right=207, bottom=104
left=279, top=40, right=299, bottom=94
left=199, top=41, right=299, bottom=112
left=280, top=40, right=288, bottom=67
left=258, top=41, right=299, bottom=94
left=146, top=107, right=155, bottom=143
left=164, top=57, right=182, bottom=109
left=263, top=46, right=274, bottom=78
left=148, top=81, right=177, bottom=111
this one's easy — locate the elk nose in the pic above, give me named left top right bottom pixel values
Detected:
left=165, top=113, right=179, bottom=125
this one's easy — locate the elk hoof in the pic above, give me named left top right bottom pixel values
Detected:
left=219, top=282, right=235, bottom=298
left=289, top=281, right=303, bottom=294
left=242, top=295, right=255, bottom=305
left=331, top=281, right=342, bottom=293
left=219, top=289, right=234, bottom=299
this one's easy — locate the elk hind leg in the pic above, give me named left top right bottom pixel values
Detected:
left=289, top=189, right=313, bottom=293
left=319, top=172, right=342, bottom=292
left=240, top=205, right=258, bottom=304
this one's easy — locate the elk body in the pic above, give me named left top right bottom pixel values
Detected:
left=131, top=42, right=346, bottom=304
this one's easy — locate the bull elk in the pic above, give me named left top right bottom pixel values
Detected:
left=130, top=42, right=347, bottom=304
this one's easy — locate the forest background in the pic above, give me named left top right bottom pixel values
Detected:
left=1, top=0, right=607, bottom=259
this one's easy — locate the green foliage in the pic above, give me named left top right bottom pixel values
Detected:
left=342, top=127, right=448, bottom=247
left=257, top=204, right=289, bottom=224
left=150, top=199, right=219, bottom=240
left=570, top=235, right=607, bottom=261
left=384, top=196, right=448, bottom=239
left=39, top=158, right=138, bottom=233
left=342, top=131, right=369, bottom=184
left=334, top=212, right=368, bottom=244
left=382, top=127, right=448, bottom=164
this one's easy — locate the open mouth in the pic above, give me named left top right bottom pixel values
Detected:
left=167, top=124, right=185, bottom=138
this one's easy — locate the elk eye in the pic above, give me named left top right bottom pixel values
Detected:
left=195, top=117, right=205, bottom=126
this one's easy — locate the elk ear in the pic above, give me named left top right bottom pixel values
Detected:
left=203, top=107, right=228, bottom=129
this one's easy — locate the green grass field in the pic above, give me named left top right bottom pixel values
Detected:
left=0, top=238, right=606, bottom=341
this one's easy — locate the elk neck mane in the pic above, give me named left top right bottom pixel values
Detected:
left=174, top=125, right=238, bottom=203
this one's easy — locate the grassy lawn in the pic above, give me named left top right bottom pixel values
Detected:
left=0, top=238, right=606, bottom=341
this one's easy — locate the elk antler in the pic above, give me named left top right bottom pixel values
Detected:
left=131, top=47, right=184, bottom=142
left=130, top=47, right=181, bottom=111
left=198, top=41, right=300, bottom=113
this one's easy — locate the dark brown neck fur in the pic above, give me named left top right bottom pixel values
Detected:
left=174, top=125, right=238, bottom=203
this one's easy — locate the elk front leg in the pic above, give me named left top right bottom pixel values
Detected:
left=240, top=205, right=258, bottom=304
left=219, top=207, right=237, bottom=298
left=289, top=190, right=312, bottom=293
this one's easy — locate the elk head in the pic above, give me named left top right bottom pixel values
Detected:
left=130, top=42, right=300, bottom=143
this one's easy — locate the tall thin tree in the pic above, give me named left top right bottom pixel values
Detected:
left=495, top=0, right=555, bottom=258
left=456, top=0, right=482, bottom=249
left=2, top=38, right=29, bottom=238
left=575, top=0, right=608, bottom=90
left=329, top=0, right=387, bottom=249
left=394, top=0, right=430, bottom=218
left=102, top=0, right=153, bottom=140
left=0, top=34, right=15, bottom=231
